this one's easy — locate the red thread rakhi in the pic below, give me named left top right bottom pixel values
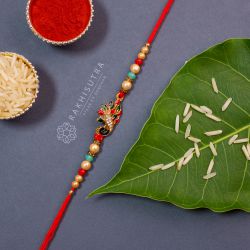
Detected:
left=40, top=0, right=175, bottom=249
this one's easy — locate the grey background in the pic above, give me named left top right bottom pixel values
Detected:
left=0, top=0, right=249, bottom=249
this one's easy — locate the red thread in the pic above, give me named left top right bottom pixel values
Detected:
left=39, top=191, right=73, bottom=250
left=29, top=0, right=92, bottom=42
left=147, top=0, right=175, bottom=45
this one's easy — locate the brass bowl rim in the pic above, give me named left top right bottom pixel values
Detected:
left=0, top=52, right=39, bottom=120
left=26, top=0, right=94, bottom=46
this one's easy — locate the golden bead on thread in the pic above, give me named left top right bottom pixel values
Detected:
left=130, top=64, right=141, bottom=74
left=122, top=80, right=132, bottom=91
left=89, top=143, right=100, bottom=155
left=75, top=175, right=83, bottom=183
left=141, top=46, right=149, bottom=54
left=81, top=160, right=92, bottom=170
left=69, top=190, right=74, bottom=195
left=72, top=181, right=80, bottom=189
left=138, top=52, right=146, bottom=60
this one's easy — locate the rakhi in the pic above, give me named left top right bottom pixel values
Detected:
left=40, top=0, right=175, bottom=249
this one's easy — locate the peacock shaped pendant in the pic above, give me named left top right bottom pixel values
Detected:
left=96, top=97, right=123, bottom=137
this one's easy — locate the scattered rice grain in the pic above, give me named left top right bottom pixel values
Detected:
left=200, top=106, right=213, bottom=114
left=185, top=124, right=191, bottom=139
left=233, top=138, right=249, bottom=144
left=183, top=153, right=193, bottom=166
left=207, top=159, right=214, bottom=174
left=149, top=164, right=164, bottom=171
left=194, top=143, right=200, bottom=158
left=177, top=157, right=185, bottom=171
left=184, top=148, right=194, bottom=158
left=204, top=130, right=223, bottom=136
left=211, top=78, right=219, bottom=93
left=183, top=110, right=192, bottom=123
left=242, top=145, right=250, bottom=160
left=175, top=114, right=180, bottom=133
left=161, top=162, right=175, bottom=170
left=222, top=97, right=232, bottom=111
left=228, top=134, right=238, bottom=145
left=191, top=104, right=204, bottom=113
left=209, top=142, right=217, bottom=156
left=203, top=172, right=216, bottom=180
left=183, top=103, right=190, bottom=117
left=205, top=113, right=221, bottom=122
left=247, top=144, right=250, bottom=155
left=188, top=136, right=201, bottom=143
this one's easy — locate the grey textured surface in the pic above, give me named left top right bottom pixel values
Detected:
left=0, top=0, right=250, bottom=249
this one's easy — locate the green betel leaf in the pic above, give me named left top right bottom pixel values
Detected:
left=89, top=39, right=250, bottom=212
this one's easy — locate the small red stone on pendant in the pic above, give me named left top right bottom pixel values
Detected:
left=115, top=99, right=121, bottom=105
left=98, top=110, right=104, bottom=115
left=118, top=91, right=125, bottom=99
left=118, top=110, right=122, bottom=116
left=135, top=58, right=143, bottom=66
left=94, top=133, right=104, bottom=142
left=78, top=169, right=86, bottom=176
left=115, top=119, right=120, bottom=124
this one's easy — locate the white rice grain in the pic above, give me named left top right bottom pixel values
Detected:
left=194, top=143, right=200, bottom=158
left=0, top=54, right=38, bottom=118
left=177, top=157, right=185, bottom=171
left=242, top=145, right=250, bottom=160
left=185, top=124, right=191, bottom=139
left=183, top=110, right=192, bottom=123
left=161, top=162, right=175, bottom=170
left=188, top=136, right=201, bottom=143
left=184, top=148, right=194, bottom=158
left=205, top=113, right=221, bottom=122
left=183, top=153, right=193, bottom=166
left=149, top=164, right=164, bottom=171
left=233, top=138, right=249, bottom=144
left=204, top=130, right=223, bottom=136
left=191, top=104, right=204, bottom=114
left=175, top=114, right=180, bottom=134
left=183, top=103, right=190, bottom=117
left=200, top=106, right=213, bottom=114
left=207, top=159, right=215, bottom=174
left=211, top=78, right=219, bottom=93
left=247, top=144, right=250, bottom=155
left=222, top=97, right=232, bottom=111
left=228, top=134, right=238, bottom=145
left=203, top=172, right=216, bottom=180
left=209, top=142, right=217, bottom=156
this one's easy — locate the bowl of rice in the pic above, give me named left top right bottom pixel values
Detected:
left=0, top=52, right=39, bottom=119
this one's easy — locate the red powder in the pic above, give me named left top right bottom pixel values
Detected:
left=29, top=0, right=92, bottom=42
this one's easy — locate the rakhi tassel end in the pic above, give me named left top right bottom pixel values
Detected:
left=39, top=189, right=74, bottom=250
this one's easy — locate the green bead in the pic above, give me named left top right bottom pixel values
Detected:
left=128, top=72, right=136, bottom=80
left=85, top=154, right=94, bottom=162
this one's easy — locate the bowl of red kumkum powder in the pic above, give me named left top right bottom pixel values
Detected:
left=26, top=0, right=94, bottom=45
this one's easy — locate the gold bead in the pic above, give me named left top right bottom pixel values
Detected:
left=81, top=160, right=92, bottom=170
left=69, top=190, right=74, bottom=195
left=138, top=52, right=146, bottom=60
left=75, top=175, right=83, bottom=183
left=122, top=80, right=132, bottom=91
left=130, top=64, right=141, bottom=74
left=72, top=181, right=79, bottom=189
left=141, top=46, right=149, bottom=54
left=89, top=143, right=100, bottom=155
